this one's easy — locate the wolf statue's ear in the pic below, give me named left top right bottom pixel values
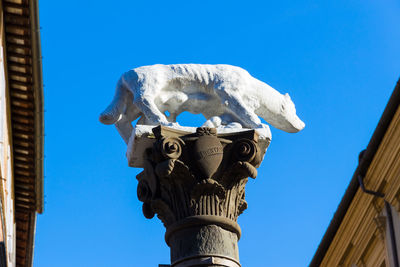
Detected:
left=284, top=93, right=292, bottom=102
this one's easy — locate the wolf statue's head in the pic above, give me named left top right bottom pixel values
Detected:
left=260, top=93, right=305, bottom=133
left=278, top=93, right=305, bottom=133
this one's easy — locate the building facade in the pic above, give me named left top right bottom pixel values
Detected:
left=311, top=80, right=400, bottom=267
left=0, top=0, right=43, bottom=266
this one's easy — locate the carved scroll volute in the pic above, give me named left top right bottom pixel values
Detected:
left=160, top=137, right=184, bottom=159
left=153, top=137, right=185, bottom=178
left=193, top=128, right=223, bottom=179
left=230, top=139, right=260, bottom=180
left=233, top=139, right=257, bottom=162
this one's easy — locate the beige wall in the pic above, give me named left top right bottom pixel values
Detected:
left=320, top=106, right=400, bottom=267
left=0, top=7, right=16, bottom=265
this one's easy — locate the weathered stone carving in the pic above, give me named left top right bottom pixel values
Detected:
left=135, top=125, right=269, bottom=266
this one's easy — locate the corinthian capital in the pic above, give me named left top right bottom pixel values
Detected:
left=130, top=125, right=270, bottom=266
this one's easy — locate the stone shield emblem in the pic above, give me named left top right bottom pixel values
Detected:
left=193, top=134, right=223, bottom=179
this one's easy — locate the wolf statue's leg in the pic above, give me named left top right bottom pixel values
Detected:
left=115, top=119, right=133, bottom=144
left=114, top=102, right=142, bottom=144
left=215, top=86, right=262, bottom=129
left=219, top=113, right=243, bottom=128
left=135, top=96, right=170, bottom=125
left=219, top=113, right=235, bottom=125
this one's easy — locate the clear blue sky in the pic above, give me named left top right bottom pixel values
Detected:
left=35, top=1, right=400, bottom=266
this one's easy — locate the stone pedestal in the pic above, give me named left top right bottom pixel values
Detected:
left=131, top=126, right=270, bottom=267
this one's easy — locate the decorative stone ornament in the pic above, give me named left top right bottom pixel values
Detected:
left=99, top=64, right=305, bottom=143
left=192, top=128, right=223, bottom=179
left=134, top=125, right=269, bottom=267
left=99, top=64, right=305, bottom=266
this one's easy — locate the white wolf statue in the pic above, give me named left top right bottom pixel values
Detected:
left=100, top=64, right=305, bottom=143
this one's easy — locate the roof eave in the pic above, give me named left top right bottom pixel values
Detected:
left=310, top=78, right=400, bottom=267
left=29, top=0, right=43, bottom=214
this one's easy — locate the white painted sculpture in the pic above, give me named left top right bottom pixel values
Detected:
left=100, top=64, right=305, bottom=143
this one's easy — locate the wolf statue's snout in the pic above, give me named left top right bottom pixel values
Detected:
left=289, top=116, right=306, bottom=133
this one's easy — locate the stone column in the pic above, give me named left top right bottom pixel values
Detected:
left=131, top=125, right=270, bottom=267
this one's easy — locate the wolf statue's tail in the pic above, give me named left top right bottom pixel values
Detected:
left=99, top=76, right=136, bottom=143
left=99, top=78, right=129, bottom=125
